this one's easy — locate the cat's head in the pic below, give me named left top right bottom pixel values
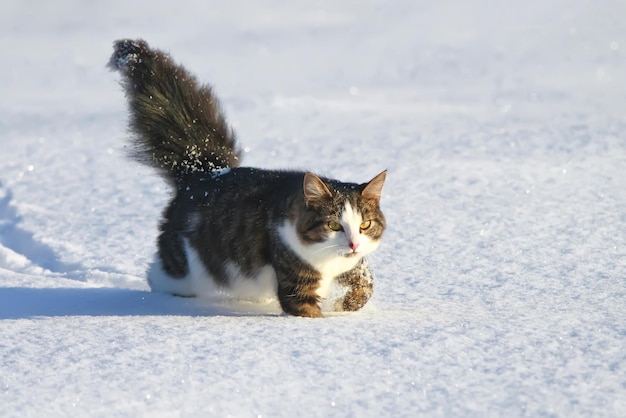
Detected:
left=292, top=171, right=387, bottom=264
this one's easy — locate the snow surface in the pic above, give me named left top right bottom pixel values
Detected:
left=1, top=0, right=625, bottom=416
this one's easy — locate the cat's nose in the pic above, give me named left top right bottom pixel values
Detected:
left=349, top=242, right=360, bottom=251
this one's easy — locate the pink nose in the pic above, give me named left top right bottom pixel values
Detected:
left=349, top=242, right=360, bottom=251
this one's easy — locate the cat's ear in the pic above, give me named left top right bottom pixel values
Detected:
left=303, top=173, right=333, bottom=205
left=361, top=170, right=387, bottom=203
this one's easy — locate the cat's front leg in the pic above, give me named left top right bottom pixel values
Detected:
left=271, top=241, right=324, bottom=317
left=334, top=258, right=374, bottom=312
left=274, top=271, right=323, bottom=318
left=277, top=289, right=323, bottom=318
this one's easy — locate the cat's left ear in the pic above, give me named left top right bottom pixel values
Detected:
left=361, top=170, right=387, bottom=203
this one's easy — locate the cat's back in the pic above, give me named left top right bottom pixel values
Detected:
left=174, top=167, right=306, bottom=224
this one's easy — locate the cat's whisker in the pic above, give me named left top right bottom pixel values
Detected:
left=312, top=244, right=342, bottom=256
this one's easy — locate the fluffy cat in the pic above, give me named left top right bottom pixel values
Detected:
left=108, top=39, right=386, bottom=317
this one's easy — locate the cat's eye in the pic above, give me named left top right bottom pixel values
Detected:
left=328, top=221, right=343, bottom=231
left=360, top=220, right=372, bottom=230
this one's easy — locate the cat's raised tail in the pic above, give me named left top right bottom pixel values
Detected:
left=108, top=39, right=241, bottom=182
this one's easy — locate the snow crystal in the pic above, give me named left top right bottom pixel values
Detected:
left=211, top=167, right=231, bottom=178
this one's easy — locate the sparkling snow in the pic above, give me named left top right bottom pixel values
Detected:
left=1, top=0, right=625, bottom=416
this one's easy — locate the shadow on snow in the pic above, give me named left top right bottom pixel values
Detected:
left=0, top=286, right=283, bottom=319
left=0, top=185, right=84, bottom=275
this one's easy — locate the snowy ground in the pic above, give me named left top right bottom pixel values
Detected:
left=1, top=0, right=625, bottom=416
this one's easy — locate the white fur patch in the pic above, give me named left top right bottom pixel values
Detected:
left=319, top=280, right=350, bottom=312
left=223, top=262, right=278, bottom=302
left=341, top=202, right=364, bottom=251
left=147, top=239, right=278, bottom=302
left=147, top=240, right=220, bottom=297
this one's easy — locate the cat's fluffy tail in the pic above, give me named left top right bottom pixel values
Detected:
left=108, top=39, right=241, bottom=181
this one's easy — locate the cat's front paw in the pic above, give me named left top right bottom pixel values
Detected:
left=332, top=259, right=374, bottom=312
left=278, top=295, right=323, bottom=318
left=340, top=286, right=372, bottom=311
left=290, top=304, right=324, bottom=318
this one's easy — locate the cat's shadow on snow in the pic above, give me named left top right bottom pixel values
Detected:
left=0, top=286, right=284, bottom=319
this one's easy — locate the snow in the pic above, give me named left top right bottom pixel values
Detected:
left=1, top=0, right=625, bottom=416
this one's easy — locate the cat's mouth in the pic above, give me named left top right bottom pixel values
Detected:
left=343, top=251, right=360, bottom=258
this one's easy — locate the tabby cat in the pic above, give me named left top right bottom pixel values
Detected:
left=108, top=39, right=386, bottom=317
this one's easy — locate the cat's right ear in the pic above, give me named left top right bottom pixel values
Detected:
left=303, top=173, right=333, bottom=206
left=361, top=170, right=387, bottom=204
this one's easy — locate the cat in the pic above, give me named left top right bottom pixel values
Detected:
left=108, top=39, right=387, bottom=317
